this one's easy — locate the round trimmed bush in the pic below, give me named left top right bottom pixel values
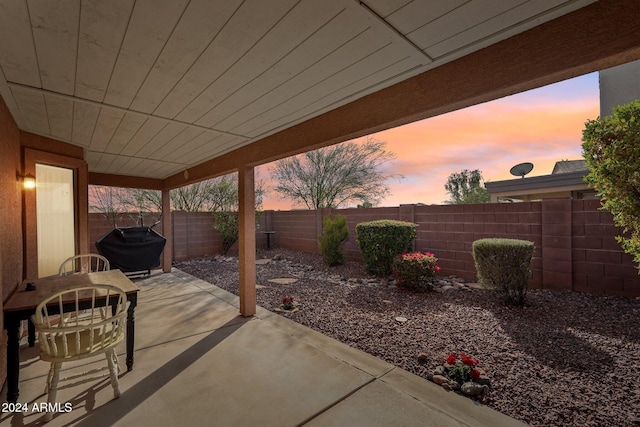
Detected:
left=472, top=238, right=534, bottom=305
left=356, top=220, right=417, bottom=275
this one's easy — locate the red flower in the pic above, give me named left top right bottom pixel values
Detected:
left=446, top=353, right=457, bottom=365
left=435, top=265, right=441, bottom=273
left=282, top=297, right=288, bottom=304
left=470, top=369, right=481, bottom=381
left=461, top=354, right=478, bottom=367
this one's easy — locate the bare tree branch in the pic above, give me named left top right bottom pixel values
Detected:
left=271, top=137, right=400, bottom=209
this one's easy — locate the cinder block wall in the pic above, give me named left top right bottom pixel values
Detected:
left=88, top=199, right=640, bottom=296
left=412, top=202, right=544, bottom=287
left=172, top=212, right=219, bottom=260
left=571, top=199, right=639, bottom=296
left=264, top=209, right=318, bottom=253
left=258, top=200, right=639, bottom=296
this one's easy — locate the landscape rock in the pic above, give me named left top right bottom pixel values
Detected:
left=268, top=278, right=299, bottom=285
left=432, top=375, right=449, bottom=386
left=477, top=375, right=492, bottom=387
left=461, top=382, right=486, bottom=397
left=175, top=247, right=640, bottom=427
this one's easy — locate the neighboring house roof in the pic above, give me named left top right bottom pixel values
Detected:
left=485, top=160, right=595, bottom=201
left=552, top=159, right=587, bottom=174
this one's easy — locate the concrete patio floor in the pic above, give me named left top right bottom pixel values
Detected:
left=1, top=269, right=524, bottom=427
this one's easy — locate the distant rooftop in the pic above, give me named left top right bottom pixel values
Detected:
left=552, top=159, right=587, bottom=174
left=485, top=159, right=595, bottom=202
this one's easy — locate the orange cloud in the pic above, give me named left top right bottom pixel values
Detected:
left=261, top=74, right=600, bottom=209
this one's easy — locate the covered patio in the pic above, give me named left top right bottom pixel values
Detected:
left=1, top=269, right=522, bottom=426
left=2, top=1, right=640, bottom=424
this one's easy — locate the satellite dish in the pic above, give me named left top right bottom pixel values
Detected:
left=510, top=162, right=534, bottom=178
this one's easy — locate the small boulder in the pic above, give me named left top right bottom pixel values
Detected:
left=476, top=375, right=492, bottom=387
left=461, top=382, right=486, bottom=396
left=432, top=375, right=449, bottom=386
left=433, top=366, right=446, bottom=376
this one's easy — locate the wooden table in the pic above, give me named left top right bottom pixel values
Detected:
left=3, top=270, right=139, bottom=402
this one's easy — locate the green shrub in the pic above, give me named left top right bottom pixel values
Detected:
left=392, top=251, right=440, bottom=291
left=356, top=220, right=417, bottom=275
left=472, top=238, right=534, bottom=305
left=318, top=214, right=349, bottom=266
left=582, top=100, right=640, bottom=270
left=213, top=211, right=239, bottom=255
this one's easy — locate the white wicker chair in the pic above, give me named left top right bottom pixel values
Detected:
left=58, top=254, right=110, bottom=276
left=32, top=284, right=127, bottom=422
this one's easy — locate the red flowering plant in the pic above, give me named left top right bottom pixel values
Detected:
left=444, top=352, right=482, bottom=385
left=392, top=251, right=441, bottom=291
left=281, top=296, right=295, bottom=310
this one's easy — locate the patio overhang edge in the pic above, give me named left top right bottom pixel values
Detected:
left=89, top=172, right=164, bottom=191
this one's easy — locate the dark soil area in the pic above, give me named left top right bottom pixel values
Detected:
left=174, top=248, right=640, bottom=427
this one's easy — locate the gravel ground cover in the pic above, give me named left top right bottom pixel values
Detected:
left=174, top=248, right=640, bottom=426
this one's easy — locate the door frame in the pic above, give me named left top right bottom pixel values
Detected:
left=23, top=148, right=88, bottom=278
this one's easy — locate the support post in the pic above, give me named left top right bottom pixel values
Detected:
left=162, top=189, right=172, bottom=273
left=238, top=166, right=256, bottom=316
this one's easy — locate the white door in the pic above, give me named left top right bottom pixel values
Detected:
left=36, top=164, right=76, bottom=277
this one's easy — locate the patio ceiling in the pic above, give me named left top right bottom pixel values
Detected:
left=1, top=0, right=638, bottom=189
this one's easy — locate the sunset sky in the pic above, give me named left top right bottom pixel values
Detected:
left=258, top=72, right=600, bottom=210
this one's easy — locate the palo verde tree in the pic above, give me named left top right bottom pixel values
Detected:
left=270, top=137, right=400, bottom=209
left=209, top=173, right=265, bottom=254
left=444, top=169, right=490, bottom=204
left=582, top=99, right=640, bottom=270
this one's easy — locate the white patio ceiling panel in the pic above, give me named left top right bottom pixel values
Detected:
left=0, top=0, right=597, bottom=180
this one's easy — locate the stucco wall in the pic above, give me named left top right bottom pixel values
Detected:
left=0, top=95, right=22, bottom=387
left=600, top=59, right=640, bottom=116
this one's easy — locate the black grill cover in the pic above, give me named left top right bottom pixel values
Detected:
left=95, top=227, right=166, bottom=272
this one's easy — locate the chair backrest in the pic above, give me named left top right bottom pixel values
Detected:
left=33, top=284, right=127, bottom=360
left=59, top=254, right=110, bottom=276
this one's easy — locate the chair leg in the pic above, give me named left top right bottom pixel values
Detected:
left=106, top=349, right=121, bottom=398
left=44, top=363, right=54, bottom=394
left=44, top=362, right=61, bottom=422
